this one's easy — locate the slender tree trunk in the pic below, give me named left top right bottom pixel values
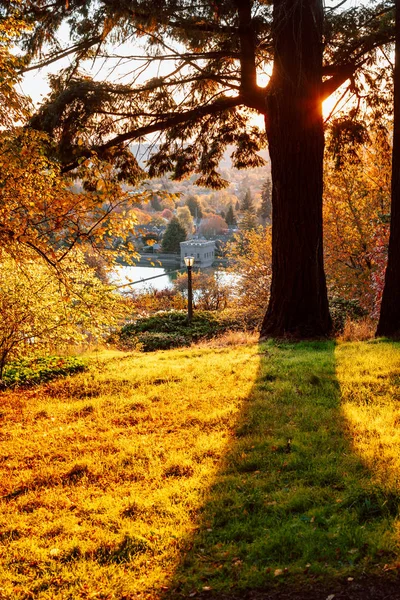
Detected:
left=376, top=0, right=400, bottom=337
left=260, top=0, right=331, bottom=339
left=0, top=350, right=8, bottom=381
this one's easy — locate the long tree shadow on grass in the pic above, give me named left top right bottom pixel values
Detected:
left=165, top=340, right=400, bottom=598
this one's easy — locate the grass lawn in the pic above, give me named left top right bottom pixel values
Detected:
left=0, top=339, right=400, bottom=598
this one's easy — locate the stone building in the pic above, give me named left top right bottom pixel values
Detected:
left=180, top=240, right=216, bottom=268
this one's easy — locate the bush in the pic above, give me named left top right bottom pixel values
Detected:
left=115, top=310, right=252, bottom=352
left=137, top=332, right=191, bottom=352
left=0, top=252, right=127, bottom=379
left=173, top=271, right=231, bottom=311
left=2, top=356, right=86, bottom=388
left=338, top=318, right=375, bottom=342
left=221, top=306, right=263, bottom=331
left=127, top=288, right=186, bottom=314
left=329, top=297, right=367, bottom=333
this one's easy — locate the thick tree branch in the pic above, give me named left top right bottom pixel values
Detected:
left=60, top=95, right=244, bottom=173
left=322, top=62, right=357, bottom=100
left=322, top=23, right=395, bottom=100
left=98, top=50, right=241, bottom=62
left=133, top=74, right=241, bottom=94
left=20, top=36, right=101, bottom=74
left=235, top=0, right=258, bottom=95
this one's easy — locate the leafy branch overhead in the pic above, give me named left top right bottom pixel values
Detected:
left=2, top=0, right=395, bottom=187
left=0, top=128, right=144, bottom=269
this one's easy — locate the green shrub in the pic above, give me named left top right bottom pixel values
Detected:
left=115, top=310, right=252, bottom=352
left=137, top=332, right=191, bottom=352
left=329, top=297, right=367, bottom=332
left=221, top=306, right=262, bottom=331
left=2, top=356, right=86, bottom=388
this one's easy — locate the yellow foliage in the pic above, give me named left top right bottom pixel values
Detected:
left=0, top=249, right=128, bottom=375
left=226, top=226, right=272, bottom=320
left=0, top=9, right=31, bottom=127
left=0, top=129, right=144, bottom=270
left=324, top=129, right=391, bottom=312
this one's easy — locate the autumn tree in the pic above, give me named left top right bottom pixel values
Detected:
left=0, top=4, right=30, bottom=128
left=0, top=128, right=143, bottom=269
left=177, top=205, right=195, bottom=236
left=324, top=128, right=391, bottom=315
left=161, top=208, right=173, bottom=221
left=185, top=195, right=203, bottom=221
left=0, top=249, right=126, bottom=378
left=226, top=226, right=272, bottom=324
left=199, top=215, right=228, bottom=237
left=9, top=0, right=396, bottom=337
left=239, top=210, right=258, bottom=232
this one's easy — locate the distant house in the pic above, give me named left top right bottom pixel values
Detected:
left=180, top=240, right=216, bottom=268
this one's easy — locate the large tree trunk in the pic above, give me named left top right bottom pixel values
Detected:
left=260, top=0, right=331, bottom=339
left=376, top=0, right=400, bottom=337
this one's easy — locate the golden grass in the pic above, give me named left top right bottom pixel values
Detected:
left=0, top=343, right=260, bottom=599
left=337, top=340, right=400, bottom=490
left=1, top=339, right=400, bottom=599
left=196, top=330, right=259, bottom=348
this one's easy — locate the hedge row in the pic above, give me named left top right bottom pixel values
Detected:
left=114, top=310, right=255, bottom=352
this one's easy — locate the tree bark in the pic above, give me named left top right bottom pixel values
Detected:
left=260, top=0, right=332, bottom=338
left=376, top=0, right=400, bottom=337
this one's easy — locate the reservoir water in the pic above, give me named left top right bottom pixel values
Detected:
left=112, top=265, right=236, bottom=293
left=112, top=265, right=184, bottom=292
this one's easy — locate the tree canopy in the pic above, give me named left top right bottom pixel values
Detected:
left=1, top=0, right=398, bottom=338
left=4, top=0, right=393, bottom=180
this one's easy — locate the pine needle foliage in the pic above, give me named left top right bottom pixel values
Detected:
left=4, top=0, right=393, bottom=185
left=161, top=216, right=187, bottom=253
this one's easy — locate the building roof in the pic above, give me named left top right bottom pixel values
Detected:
left=180, top=239, right=215, bottom=247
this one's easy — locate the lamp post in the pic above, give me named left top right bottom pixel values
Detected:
left=184, top=256, right=194, bottom=322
